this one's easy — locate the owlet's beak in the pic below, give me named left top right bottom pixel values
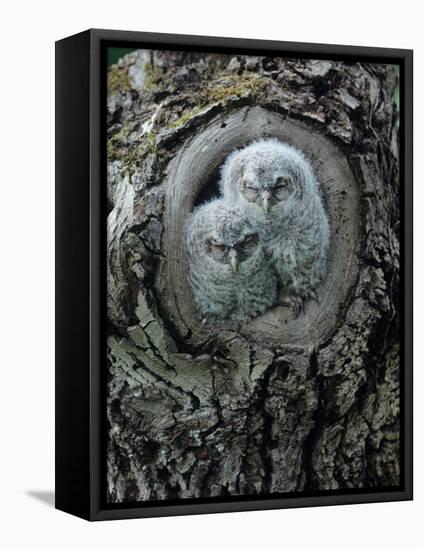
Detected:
left=229, top=248, right=238, bottom=273
left=261, top=190, right=271, bottom=214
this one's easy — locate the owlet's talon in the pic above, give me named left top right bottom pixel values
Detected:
left=280, top=295, right=305, bottom=318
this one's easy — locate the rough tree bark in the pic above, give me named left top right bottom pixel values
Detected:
left=106, top=50, right=400, bottom=502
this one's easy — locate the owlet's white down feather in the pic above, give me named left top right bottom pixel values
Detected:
left=219, top=138, right=330, bottom=309
left=185, top=199, right=277, bottom=321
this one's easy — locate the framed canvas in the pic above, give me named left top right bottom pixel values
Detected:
left=55, top=29, right=413, bottom=521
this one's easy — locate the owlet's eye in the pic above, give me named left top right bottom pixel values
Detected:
left=275, top=176, right=289, bottom=188
left=207, top=239, right=226, bottom=258
left=273, top=177, right=291, bottom=199
left=243, top=181, right=259, bottom=201
left=239, top=233, right=258, bottom=251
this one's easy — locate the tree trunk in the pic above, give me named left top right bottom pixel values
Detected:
left=106, top=50, right=400, bottom=502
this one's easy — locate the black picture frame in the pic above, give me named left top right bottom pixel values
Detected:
left=55, top=28, right=413, bottom=521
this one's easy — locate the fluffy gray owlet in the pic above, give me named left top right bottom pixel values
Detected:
left=220, top=139, right=330, bottom=309
left=185, top=199, right=277, bottom=321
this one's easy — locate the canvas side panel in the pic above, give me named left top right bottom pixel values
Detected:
left=55, top=30, right=91, bottom=520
